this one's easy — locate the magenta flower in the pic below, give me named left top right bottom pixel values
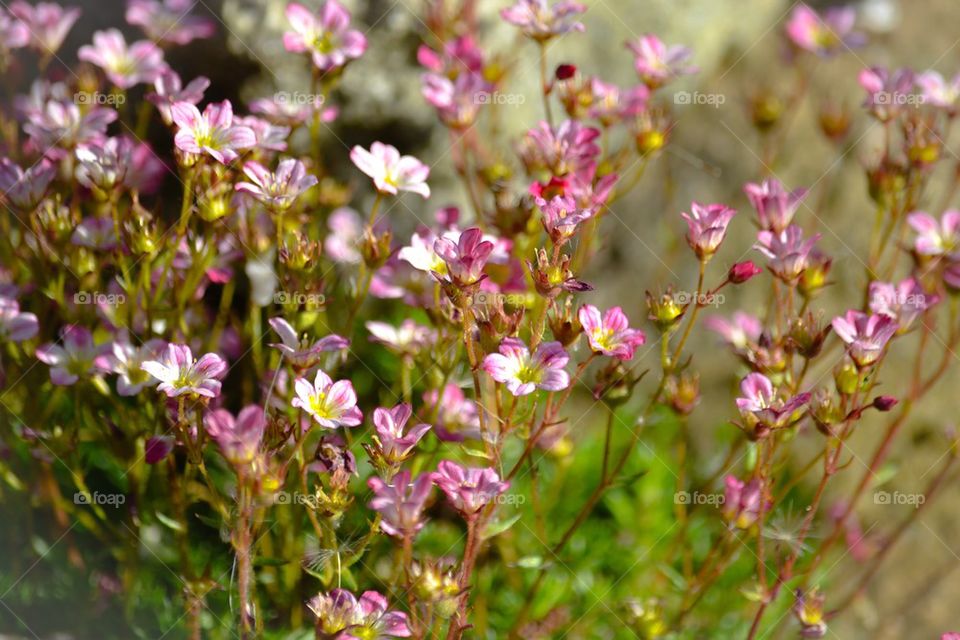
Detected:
left=126, top=0, right=216, bottom=46
left=268, top=317, right=348, bottom=370
left=831, top=311, right=897, bottom=368
left=325, top=207, right=363, bottom=264
left=308, top=589, right=411, bottom=639
left=368, top=470, right=433, bottom=538
left=94, top=336, right=166, bottom=396
left=704, top=312, right=762, bottom=350
left=24, top=102, right=117, bottom=155
left=147, top=70, right=210, bottom=125
left=536, top=194, right=592, bottom=243
left=754, top=225, right=821, bottom=282
left=292, top=369, right=362, bottom=428
left=75, top=137, right=133, bottom=194
left=519, top=119, right=601, bottom=176
left=423, top=384, right=481, bottom=442
left=9, top=1, right=80, bottom=54
left=141, top=344, right=227, bottom=398
left=366, top=320, right=434, bottom=356
left=0, top=296, right=39, bottom=343
left=283, top=1, right=367, bottom=72
left=500, top=0, right=586, bottom=41
left=869, top=278, right=938, bottom=331
left=681, top=202, right=737, bottom=259
left=483, top=337, right=570, bottom=396
left=350, top=142, right=430, bottom=198
left=588, top=79, right=648, bottom=126
left=204, top=406, right=266, bottom=465
left=858, top=67, right=915, bottom=121
left=578, top=304, right=646, bottom=360
left=722, top=475, right=766, bottom=529
left=907, top=210, right=960, bottom=257
left=434, top=227, right=494, bottom=286
left=420, top=72, right=488, bottom=129
left=626, top=34, right=697, bottom=88
left=171, top=100, right=256, bottom=164
left=78, top=29, right=168, bottom=89
left=917, top=71, right=960, bottom=113
left=372, top=404, right=431, bottom=464
left=36, top=325, right=106, bottom=386
left=785, top=3, right=862, bottom=57
left=0, top=10, right=29, bottom=50
left=236, top=158, right=317, bottom=211
left=743, top=178, right=808, bottom=233
left=736, top=372, right=811, bottom=432
left=432, top=460, right=510, bottom=516
left=0, top=158, right=55, bottom=211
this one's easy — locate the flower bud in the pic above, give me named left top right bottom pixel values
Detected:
left=665, top=372, right=700, bottom=415
left=787, top=313, right=829, bottom=358
left=798, top=251, right=832, bottom=298
left=793, top=588, right=827, bottom=638
left=749, top=90, right=784, bottom=132
left=818, top=100, right=851, bottom=143
left=872, top=395, right=898, bottom=411
left=555, top=63, right=577, bottom=80
left=548, top=298, right=582, bottom=347
left=625, top=599, right=667, bottom=640
left=729, top=260, right=762, bottom=284
left=360, top=227, right=393, bottom=269
left=646, top=289, right=684, bottom=332
left=810, top=388, right=842, bottom=436
left=834, top=358, right=860, bottom=396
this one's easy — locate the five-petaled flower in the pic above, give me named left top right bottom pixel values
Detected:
left=785, top=3, right=862, bottom=57
left=283, top=1, right=367, bottom=72
left=735, top=372, right=811, bottom=434
left=368, top=470, right=433, bottom=538
left=907, top=209, right=960, bottom=258
left=743, top=178, right=808, bottom=233
left=0, top=297, right=39, bottom=343
left=482, top=337, right=570, bottom=396
left=371, top=404, right=431, bottom=465
left=432, top=460, right=510, bottom=516
left=78, top=29, right=168, bottom=89
left=9, top=1, right=80, bottom=54
left=171, top=100, right=256, bottom=164
left=722, top=475, right=766, bottom=529
left=433, top=227, right=494, bottom=287
left=292, top=369, right=363, bottom=428
left=350, top=142, right=430, bottom=198
left=308, top=589, right=411, bottom=640
left=141, top=344, right=227, bottom=398
left=204, top=406, right=266, bottom=466
left=754, top=225, right=822, bottom=282
left=681, top=201, right=737, bottom=260
left=831, top=310, right=897, bottom=368
left=268, top=317, right=348, bottom=371
left=236, top=158, right=318, bottom=211
left=36, top=325, right=108, bottom=386
left=626, top=34, right=697, bottom=88
left=578, top=304, right=646, bottom=360
left=499, top=0, right=586, bottom=41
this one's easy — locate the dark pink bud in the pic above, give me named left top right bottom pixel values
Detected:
left=145, top=435, right=174, bottom=464
left=872, top=395, right=898, bottom=411
left=729, top=260, right=762, bottom=284
left=555, top=63, right=577, bottom=80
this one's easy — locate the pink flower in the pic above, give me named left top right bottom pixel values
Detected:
left=907, top=210, right=960, bottom=257
left=917, top=71, right=960, bottom=113
left=743, top=178, right=808, bottom=233
left=366, top=320, right=434, bottom=356
left=0, top=296, right=39, bottom=342
left=268, top=317, right=348, bottom=370
left=372, top=404, right=431, bottom=464
left=368, top=470, right=433, bottom=538
left=500, top=0, right=586, bottom=40
left=432, top=460, right=509, bottom=516
left=587, top=78, right=648, bottom=126
left=78, top=29, right=168, bottom=89
left=9, top=1, right=80, bottom=54
left=171, top=100, right=256, bottom=164
left=126, top=0, right=216, bottom=46
left=350, top=142, right=430, bottom=198
left=831, top=310, right=897, bottom=368
left=423, top=384, right=481, bottom=442
left=283, top=1, right=367, bottom=72
left=417, top=35, right=484, bottom=75
left=71, top=216, right=117, bottom=250
left=204, top=406, right=266, bottom=465
left=736, top=372, right=811, bottom=432
left=858, top=67, right=915, bottom=121
left=147, top=70, right=210, bottom=125
left=519, top=119, right=600, bottom=176
left=434, top=227, right=494, bottom=286
left=705, top=312, right=762, bottom=350
left=785, top=3, right=862, bottom=56
left=324, top=207, right=363, bottom=263
left=36, top=325, right=107, bottom=386
left=0, top=10, right=29, bottom=50
left=0, top=158, right=56, bottom=210
left=728, top=261, right=762, bottom=284
left=578, top=304, right=646, bottom=360
left=75, top=137, right=133, bottom=193
left=250, top=94, right=338, bottom=126
left=483, top=337, right=570, bottom=396
left=94, top=336, right=166, bottom=396
left=236, top=158, right=317, bottom=210
left=141, top=344, right=227, bottom=398
left=145, top=435, right=174, bottom=464
left=308, top=589, right=411, bottom=639
left=236, top=115, right=291, bottom=152
left=292, top=369, right=362, bottom=428
left=536, top=194, right=592, bottom=243
left=754, top=225, right=821, bottom=282
left=24, top=102, right=117, bottom=155
left=681, top=202, right=737, bottom=259
left=626, top=34, right=697, bottom=88
left=420, top=72, right=488, bottom=129
left=869, top=278, right=939, bottom=331
left=722, top=475, right=766, bottom=529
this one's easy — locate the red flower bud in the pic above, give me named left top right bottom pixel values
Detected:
left=555, top=63, right=577, bottom=80
left=872, top=395, right=898, bottom=412
left=729, top=261, right=762, bottom=284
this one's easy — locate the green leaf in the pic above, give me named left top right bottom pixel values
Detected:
left=155, top=512, right=185, bottom=532
left=481, top=512, right=521, bottom=540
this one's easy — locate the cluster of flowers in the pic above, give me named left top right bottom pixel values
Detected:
left=1, top=0, right=959, bottom=638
